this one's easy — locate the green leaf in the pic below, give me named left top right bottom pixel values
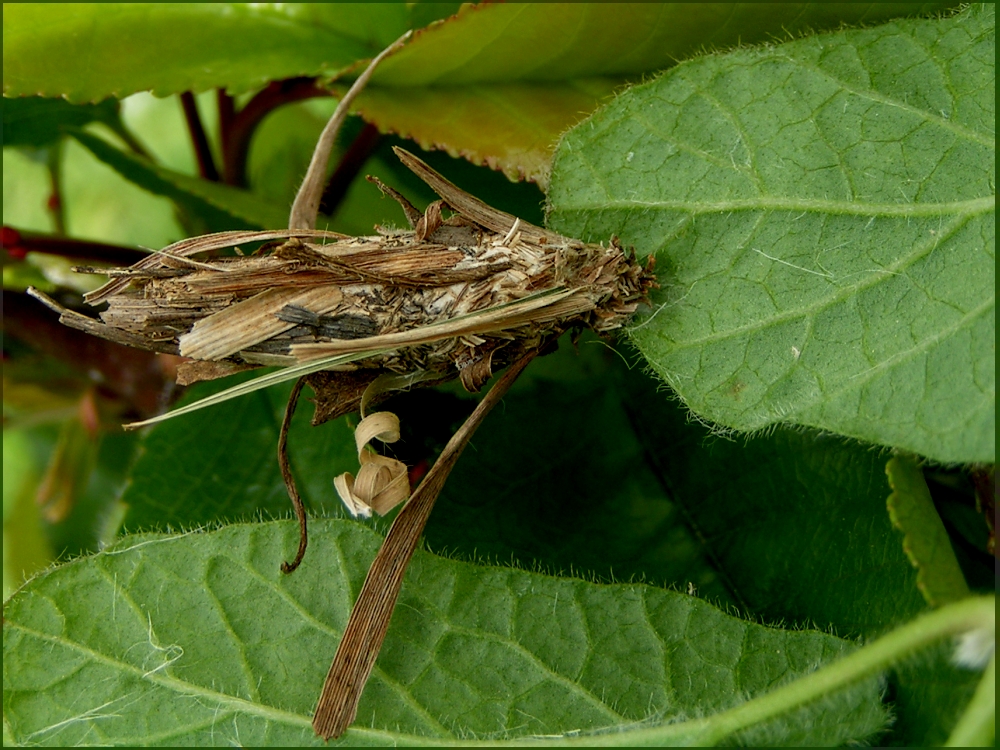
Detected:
left=945, top=653, right=996, bottom=747
left=371, top=3, right=959, bottom=86
left=354, top=79, right=623, bottom=185
left=5, top=4, right=955, bottom=188
left=425, top=338, right=734, bottom=603
left=2, top=97, right=121, bottom=149
left=617, top=351, right=981, bottom=745
left=354, top=3, right=958, bottom=184
left=618, top=361, right=929, bottom=638
left=547, top=4, right=996, bottom=464
left=2, top=519, right=887, bottom=746
left=71, top=129, right=288, bottom=231
left=1, top=123, right=185, bottom=248
left=2, top=429, right=53, bottom=600
left=888, top=641, right=984, bottom=747
left=121, top=376, right=358, bottom=532
left=886, top=454, right=971, bottom=607
left=1, top=4, right=415, bottom=102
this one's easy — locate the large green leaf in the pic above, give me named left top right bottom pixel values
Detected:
left=2, top=519, right=887, bottom=746
left=3, top=3, right=955, bottom=188
left=371, top=3, right=956, bottom=85
left=547, top=4, right=995, bottom=464
left=1, top=4, right=415, bottom=102
left=355, top=3, right=957, bottom=184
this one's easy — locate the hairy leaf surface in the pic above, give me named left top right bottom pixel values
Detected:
left=616, top=349, right=982, bottom=746
left=3, top=520, right=887, bottom=746
left=547, top=5, right=996, bottom=463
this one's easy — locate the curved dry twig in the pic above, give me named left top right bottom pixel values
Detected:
left=278, top=377, right=309, bottom=574
left=288, top=31, right=412, bottom=230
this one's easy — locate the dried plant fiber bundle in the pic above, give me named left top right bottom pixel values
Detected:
left=33, top=148, right=655, bottom=423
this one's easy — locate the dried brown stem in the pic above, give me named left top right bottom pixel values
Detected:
left=365, top=176, right=422, bottom=228
left=180, top=92, right=220, bottom=182
left=4, top=290, right=173, bottom=419
left=27, top=287, right=181, bottom=356
left=279, top=377, right=309, bottom=573
left=289, top=31, right=411, bottom=230
left=312, top=351, right=536, bottom=740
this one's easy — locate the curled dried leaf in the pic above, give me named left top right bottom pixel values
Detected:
left=333, top=411, right=410, bottom=517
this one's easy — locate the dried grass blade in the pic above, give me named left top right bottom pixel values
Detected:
left=312, top=351, right=537, bottom=740
left=122, top=348, right=390, bottom=430
left=84, top=229, right=350, bottom=304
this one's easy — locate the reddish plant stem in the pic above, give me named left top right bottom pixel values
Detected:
left=221, top=77, right=330, bottom=188
left=46, top=144, right=66, bottom=235
left=2, top=226, right=147, bottom=266
left=216, top=89, right=236, bottom=178
left=319, top=122, right=382, bottom=217
left=180, top=92, right=220, bottom=182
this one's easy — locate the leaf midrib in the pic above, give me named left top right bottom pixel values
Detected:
left=557, top=195, right=994, bottom=217
left=632, top=207, right=985, bottom=349
left=5, top=621, right=313, bottom=734
left=101, top=528, right=453, bottom=738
